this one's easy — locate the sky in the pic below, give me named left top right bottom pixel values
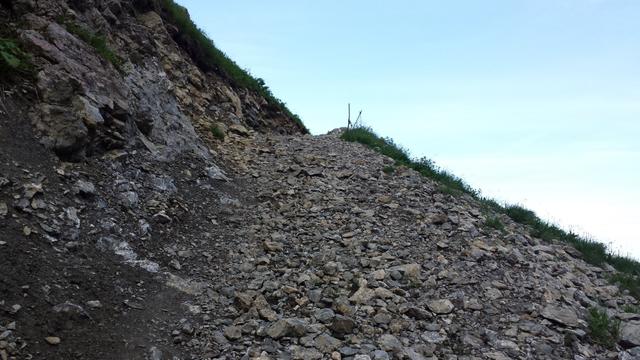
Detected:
left=178, top=0, right=640, bottom=259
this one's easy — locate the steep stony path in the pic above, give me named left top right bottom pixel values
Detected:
left=180, top=129, right=639, bottom=360
left=1, top=98, right=639, bottom=360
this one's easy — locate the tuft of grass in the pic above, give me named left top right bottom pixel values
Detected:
left=0, top=37, right=33, bottom=80
left=610, top=273, right=640, bottom=299
left=158, top=0, right=307, bottom=132
left=622, top=304, right=639, bottom=314
left=210, top=124, right=225, bottom=141
left=587, top=307, right=620, bottom=348
left=59, top=19, right=122, bottom=68
left=382, top=165, right=395, bottom=175
left=341, top=124, right=640, bottom=298
left=484, top=216, right=505, bottom=233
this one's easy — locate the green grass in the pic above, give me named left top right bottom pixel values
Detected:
left=587, top=307, right=620, bottom=348
left=158, top=0, right=307, bottom=132
left=610, top=273, right=640, bottom=299
left=341, top=125, right=640, bottom=297
left=622, top=304, right=639, bottom=314
left=210, top=124, right=225, bottom=140
left=484, top=216, right=505, bottom=232
left=382, top=165, right=395, bottom=174
left=59, top=19, right=121, bottom=68
left=0, top=37, right=32, bottom=80
left=341, top=126, right=473, bottom=195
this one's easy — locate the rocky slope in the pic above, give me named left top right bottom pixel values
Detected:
left=1, top=1, right=639, bottom=360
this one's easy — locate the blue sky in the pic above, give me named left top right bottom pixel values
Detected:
left=179, top=0, right=640, bottom=258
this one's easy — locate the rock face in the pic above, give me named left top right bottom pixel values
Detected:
left=12, top=0, right=305, bottom=161
left=1, top=1, right=640, bottom=360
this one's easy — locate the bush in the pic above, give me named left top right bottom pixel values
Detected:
left=484, top=216, right=505, bottom=232
left=382, top=165, right=395, bottom=174
left=0, top=38, right=32, bottom=80
left=210, top=124, right=225, bottom=140
left=158, top=0, right=307, bottom=132
left=587, top=307, right=620, bottom=348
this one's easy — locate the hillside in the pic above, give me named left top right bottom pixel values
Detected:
left=1, top=1, right=639, bottom=360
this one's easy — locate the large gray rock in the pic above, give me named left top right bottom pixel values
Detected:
left=620, top=321, right=640, bottom=347
left=266, top=318, right=308, bottom=339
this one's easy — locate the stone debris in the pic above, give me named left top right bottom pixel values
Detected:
left=0, top=0, right=637, bottom=359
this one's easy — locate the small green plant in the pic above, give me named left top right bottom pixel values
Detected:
left=484, top=216, right=505, bottom=232
left=587, top=307, right=620, bottom=348
left=382, top=165, right=395, bottom=175
left=0, top=38, right=32, bottom=79
left=210, top=124, right=225, bottom=140
left=622, top=304, right=640, bottom=313
left=58, top=19, right=121, bottom=68
left=610, top=273, right=640, bottom=299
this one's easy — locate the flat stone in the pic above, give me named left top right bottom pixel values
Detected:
left=223, top=325, right=242, bottom=340
left=330, top=315, right=356, bottom=336
left=45, top=336, right=61, bottom=345
left=314, top=333, right=342, bottom=353
left=540, top=305, right=579, bottom=327
left=427, top=299, right=454, bottom=314
left=315, top=308, right=336, bottom=323
left=378, top=334, right=402, bottom=353
left=266, top=318, right=308, bottom=339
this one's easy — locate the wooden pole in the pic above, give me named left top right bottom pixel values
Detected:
left=348, top=103, right=351, bottom=129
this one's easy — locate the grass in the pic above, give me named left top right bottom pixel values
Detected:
left=382, top=165, right=395, bottom=175
left=610, top=273, right=640, bottom=299
left=158, top=0, right=307, bottom=132
left=622, top=304, right=639, bottom=314
left=587, top=307, right=620, bottom=348
left=58, top=19, right=122, bottom=68
left=0, top=37, right=32, bottom=80
left=210, top=124, right=225, bottom=140
left=341, top=126, right=473, bottom=195
left=341, top=125, right=640, bottom=298
left=484, top=216, right=505, bottom=233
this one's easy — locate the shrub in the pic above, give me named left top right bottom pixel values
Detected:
left=0, top=37, right=32, bottom=80
left=587, top=307, right=620, bottom=348
left=158, top=0, right=307, bottom=132
left=484, top=216, right=505, bottom=232
left=210, top=124, right=225, bottom=140
left=382, top=165, right=395, bottom=174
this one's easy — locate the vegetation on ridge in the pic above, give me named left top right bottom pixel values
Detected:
left=341, top=125, right=640, bottom=297
left=158, top=0, right=307, bottom=132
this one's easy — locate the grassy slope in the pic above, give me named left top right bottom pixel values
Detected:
left=158, top=0, right=307, bottom=132
left=341, top=126, right=640, bottom=298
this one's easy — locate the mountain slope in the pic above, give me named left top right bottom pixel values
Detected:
left=0, top=1, right=639, bottom=360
